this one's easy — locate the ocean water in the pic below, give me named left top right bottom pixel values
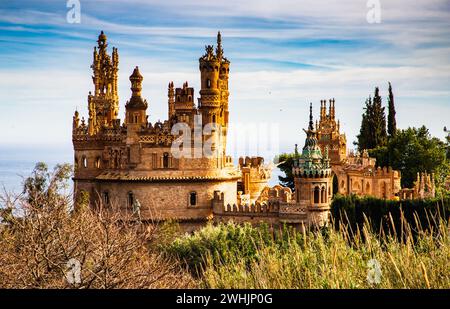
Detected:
left=0, top=145, right=283, bottom=194
left=0, top=145, right=73, bottom=194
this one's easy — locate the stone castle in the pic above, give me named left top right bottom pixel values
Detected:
left=72, top=32, right=434, bottom=229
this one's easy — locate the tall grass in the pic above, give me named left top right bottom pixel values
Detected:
left=168, top=216, right=450, bottom=289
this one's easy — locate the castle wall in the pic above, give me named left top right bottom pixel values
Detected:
left=78, top=179, right=237, bottom=221
left=333, top=165, right=401, bottom=199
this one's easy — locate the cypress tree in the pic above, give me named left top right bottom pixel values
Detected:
left=357, top=97, right=374, bottom=150
left=371, top=87, right=388, bottom=147
left=387, top=82, right=397, bottom=138
left=356, top=87, right=388, bottom=150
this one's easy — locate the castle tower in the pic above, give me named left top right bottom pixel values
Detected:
left=293, top=103, right=333, bottom=227
left=198, top=32, right=230, bottom=157
left=88, top=31, right=119, bottom=135
left=173, top=81, right=195, bottom=125
left=317, top=99, right=347, bottom=165
left=125, top=66, right=148, bottom=126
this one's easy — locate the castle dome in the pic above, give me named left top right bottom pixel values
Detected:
left=294, top=103, right=331, bottom=177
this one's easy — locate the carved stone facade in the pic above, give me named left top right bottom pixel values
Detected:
left=73, top=32, right=240, bottom=223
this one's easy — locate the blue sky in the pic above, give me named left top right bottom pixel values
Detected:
left=0, top=0, right=449, bottom=160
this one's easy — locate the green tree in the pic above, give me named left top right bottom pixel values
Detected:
left=274, top=145, right=299, bottom=191
left=372, top=87, right=388, bottom=147
left=23, top=162, right=72, bottom=209
left=356, top=97, right=374, bottom=150
left=356, top=87, right=388, bottom=150
left=387, top=82, right=397, bottom=138
left=370, top=126, right=449, bottom=192
left=444, top=127, right=450, bottom=159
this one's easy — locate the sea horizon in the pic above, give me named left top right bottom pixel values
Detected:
left=0, top=144, right=284, bottom=193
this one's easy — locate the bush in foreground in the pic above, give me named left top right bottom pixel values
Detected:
left=169, top=220, right=450, bottom=289
left=0, top=163, right=195, bottom=288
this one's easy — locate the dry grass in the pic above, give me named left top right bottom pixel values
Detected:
left=170, top=218, right=450, bottom=289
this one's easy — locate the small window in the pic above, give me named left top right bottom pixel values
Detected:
left=82, top=156, right=88, bottom=168
left=134, top=114, right=139, bottom=123
left=212, top=114, right=216, bottom=123
left=128, top=192, right=134, bottom=208
left=103, top=191, right=110, bottom=206
left=95, top=157, right=101, bottom=169
left=189, top=192, right=197, bottom=206
left=206, top=79, right=211, bottom=88
left=163, top=152, right=169, bottom=168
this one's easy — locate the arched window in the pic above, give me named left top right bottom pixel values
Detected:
left=321, top=187, right=326, bottom=203
left=189, top=192, right=197, bottom=206
left=128, top=192, right=134, bottom=208
left=134, top=114, right=139, bottom=123
left=177, top=95, right=180, bottom=102
left=163, top=152, right=169, bottom=168
left=103, top=191, right=110, bottom=206
left=206, top=79, right=211, bottom=88
left=366, top=182, right=371, bottom=194
left=188, top=95, right=192, bottom=102
left=314, top=186, right=320, bottom=204
left=95, top=157, right=101, bottom=169
left=82, top=156, right=88, bottom=168
left=333, top=175, right=339, bottom=195
left=212, top=114, right=216, bottom=123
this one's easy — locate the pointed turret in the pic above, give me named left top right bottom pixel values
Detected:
left=168, top=81, right=175, bottom=119
left=125, top=66, right=148, bottom=125
left=216, top=31, right=223, bottom=61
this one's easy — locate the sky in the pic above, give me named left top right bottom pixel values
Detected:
left=0, top=0, right=449, bottom=162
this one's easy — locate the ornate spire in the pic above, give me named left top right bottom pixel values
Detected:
left=216, top=31, right=223, bottom=60
left=97, top=30, right=107, bottom=50
left=126, top=66, right=147, bottom=110
left=130, top=66, right=143, bottom=97
left=308, top=102, right=314, bottom=131
left=168, top=81, right=175, bottom=119
left=294, top=103, right=332, bottom=177
left=73, top=110, right=79, bottom=129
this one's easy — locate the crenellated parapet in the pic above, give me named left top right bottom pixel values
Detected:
left=73, top=117, right=125, bottom=144
left=223, top=202, right=279, bottom=214
left=257, top=185, right=293, bottom=204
